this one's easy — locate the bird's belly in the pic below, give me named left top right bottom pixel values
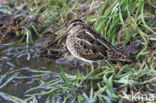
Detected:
left=66, top=36, right=92, bottom=63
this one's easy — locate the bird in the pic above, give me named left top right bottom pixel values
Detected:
left=47, top=19, right=130, bottom=71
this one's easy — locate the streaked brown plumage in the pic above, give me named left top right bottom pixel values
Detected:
left=66, top=19, right=129, bottom=64
left=47, top=19, right=130, bottom=66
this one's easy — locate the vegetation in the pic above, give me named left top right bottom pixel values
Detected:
left=0, top=0, right=155, bottom=103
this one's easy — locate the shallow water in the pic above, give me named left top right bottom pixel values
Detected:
left=0, top=44, right=79, bottom=103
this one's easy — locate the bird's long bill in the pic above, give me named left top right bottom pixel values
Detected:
left=47, top=29, right=69, bottom=48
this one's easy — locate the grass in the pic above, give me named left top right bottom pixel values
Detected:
left=0, top=0, right=156, bottom=103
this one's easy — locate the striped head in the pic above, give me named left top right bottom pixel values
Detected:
left=67, top=19, right=85, bottom=33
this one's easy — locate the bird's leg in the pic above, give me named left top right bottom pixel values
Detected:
left=90, top=62, right=98, bottom=72
left=79, top=63, right=94, bottom=85
left=91, top=63, right=94, bottom=72
left=97, top=61, right=102, bottom=68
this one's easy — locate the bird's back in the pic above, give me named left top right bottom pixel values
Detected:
left=66, top=19, right=129, bottom=63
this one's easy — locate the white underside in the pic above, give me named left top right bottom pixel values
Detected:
left=67, top=45, right=93, bottom=64
left=66, top=34, right=93, bottom=64
left=72, top=51, right=92, bottom=63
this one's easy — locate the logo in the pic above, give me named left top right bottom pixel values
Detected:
left=122, top=92, right=155, bottom=102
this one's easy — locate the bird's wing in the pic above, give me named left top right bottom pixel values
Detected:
left=76, top=28, right=127, bottom=61
left=75, top=30, right=109, bottom=60
left=75, top=37, right=105, bottom=60
left=85, top=26, right=127, bottom=58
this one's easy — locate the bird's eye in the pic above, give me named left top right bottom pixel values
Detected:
left=73, top=23, right=77, bottom=26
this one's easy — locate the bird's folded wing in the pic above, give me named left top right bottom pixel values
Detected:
left=76, top=29, right=127, bottom=60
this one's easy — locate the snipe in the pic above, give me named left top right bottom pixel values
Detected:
left=48, top=19, right=130, bottom=70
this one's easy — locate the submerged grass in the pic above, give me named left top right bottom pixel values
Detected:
left=0, top=0, right=156, bottom=103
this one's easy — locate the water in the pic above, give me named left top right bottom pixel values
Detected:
left=0, top=44, right=79, bottom=103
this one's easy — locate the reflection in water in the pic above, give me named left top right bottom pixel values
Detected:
left=0, top=45, right=79, bottom=103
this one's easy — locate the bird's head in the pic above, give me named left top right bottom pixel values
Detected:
left=46, top=19, right=85, bottom=48
left=67, top=19, right=85, bottom=33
